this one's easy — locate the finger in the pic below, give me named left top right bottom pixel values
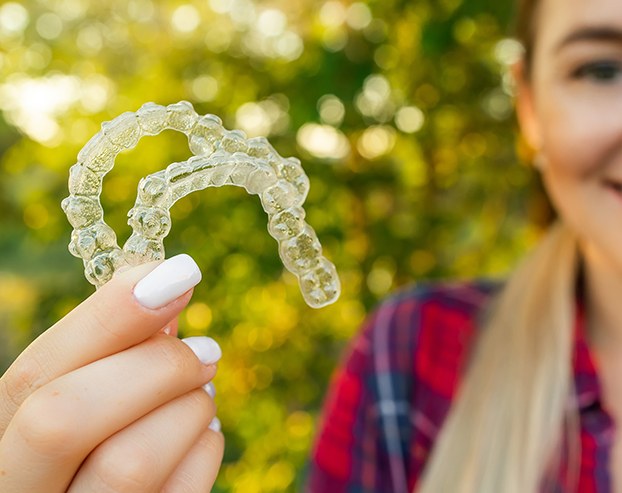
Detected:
left=161, top=427, right=225, bottom=493
left=0, top=254, right=202, bottom=432
left=160, top=316, right=180, bottom=337
left=0, top=334, right=221, bottom=493
left=68, top=388, right=216, bottom=493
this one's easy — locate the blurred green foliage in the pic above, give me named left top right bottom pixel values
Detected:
left=0, top=0, right=548, bottom=490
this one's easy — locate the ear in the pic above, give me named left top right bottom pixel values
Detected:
left=512, top=60, right=542, bottom=152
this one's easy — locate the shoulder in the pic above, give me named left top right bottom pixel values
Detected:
left=401, top=279, right=500, bottom=391
left=386, top=277, right=501, bottom=320
left=366, top=279, right=502, bottom=476
left=358, top=278, right=501, bottom=354
left=306, top=279, right=502, bottom=492
left=353, top=278, right=502, bottom=400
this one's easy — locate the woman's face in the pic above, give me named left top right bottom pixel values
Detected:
left=518, top=0, right=622, bottom=272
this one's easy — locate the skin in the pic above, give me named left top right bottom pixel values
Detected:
left=0, top=261, right=223, bottom=492
left=515, top=0, right=622, bottom=488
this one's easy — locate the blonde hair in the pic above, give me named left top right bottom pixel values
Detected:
left=417, top=221, right=580, bottom=492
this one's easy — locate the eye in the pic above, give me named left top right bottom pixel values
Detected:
left=572, top=60, right=622, bottom=82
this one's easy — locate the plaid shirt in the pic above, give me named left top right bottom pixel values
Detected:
left=306, top=280, right=614, bottom=492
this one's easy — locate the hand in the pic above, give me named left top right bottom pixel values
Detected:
left=0, top=254, right=224, bottom=492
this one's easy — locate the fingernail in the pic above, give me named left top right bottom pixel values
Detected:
left=133, top=254, right=201, bottom=309
left=208, top=417, right=221, bottom=432
left=181, top=336, right=222, bottom=365
left=203, top=382, right=216, bottom=398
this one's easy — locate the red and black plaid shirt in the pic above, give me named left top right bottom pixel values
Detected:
left=306, top=280, right=613, bottom=492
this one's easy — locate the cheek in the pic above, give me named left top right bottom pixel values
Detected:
left=538, top=91, right=622, bottom=267
left=535, top=95, right=605, bottom=243
left=539, top=96, right=613, bottom=179
left=536, top=78, right=622, bottom=179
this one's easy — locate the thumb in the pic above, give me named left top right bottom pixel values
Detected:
left=0, top=254, right=202, bottom=431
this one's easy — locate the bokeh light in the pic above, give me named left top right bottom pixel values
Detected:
left=317, top=94, right=345, bottom=127
left=395, top=105, right=425, bottom=134
left=297, top=123, right=350, bottom=160
left=0, top=3, right=29, bottom=36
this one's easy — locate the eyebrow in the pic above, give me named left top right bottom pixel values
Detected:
left=556, top=26, right=622, bottom=52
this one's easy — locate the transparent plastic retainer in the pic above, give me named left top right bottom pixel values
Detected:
left=61, top=101, right=340, bottom=308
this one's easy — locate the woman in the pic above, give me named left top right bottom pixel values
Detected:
left=0, top=254, right=224, bottom=491
left=308, top=0, right=622, bottom=491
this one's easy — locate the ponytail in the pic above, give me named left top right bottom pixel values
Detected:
left=418, top=222, right=579, bottom=492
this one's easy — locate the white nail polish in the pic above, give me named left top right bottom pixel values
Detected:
left=208, top=417, right=221, bottom=432
left=134, top=254, right=201, bottom=309
left=181, top=337, right=222, bottom=365
left=203, top=382, right=216, bottom=398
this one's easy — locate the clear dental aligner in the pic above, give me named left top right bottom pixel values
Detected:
left=61, top=101, right=340, bottom=309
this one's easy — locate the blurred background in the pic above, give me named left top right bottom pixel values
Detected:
left=0, top=0, right=549, bottom=491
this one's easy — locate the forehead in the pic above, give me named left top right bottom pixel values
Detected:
left=537, top=0, right=622, bottom=39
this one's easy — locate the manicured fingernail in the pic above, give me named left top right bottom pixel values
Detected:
left=203, top=382, right=216, bottom=398
left=208, top=417, right=221, bottom=432
left=181, top=336, right=222, bottom=365
left=133, top=254, right=201, bottom=309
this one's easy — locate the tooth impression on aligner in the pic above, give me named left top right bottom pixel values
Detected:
left=61, top=101, right=341, bottom=308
